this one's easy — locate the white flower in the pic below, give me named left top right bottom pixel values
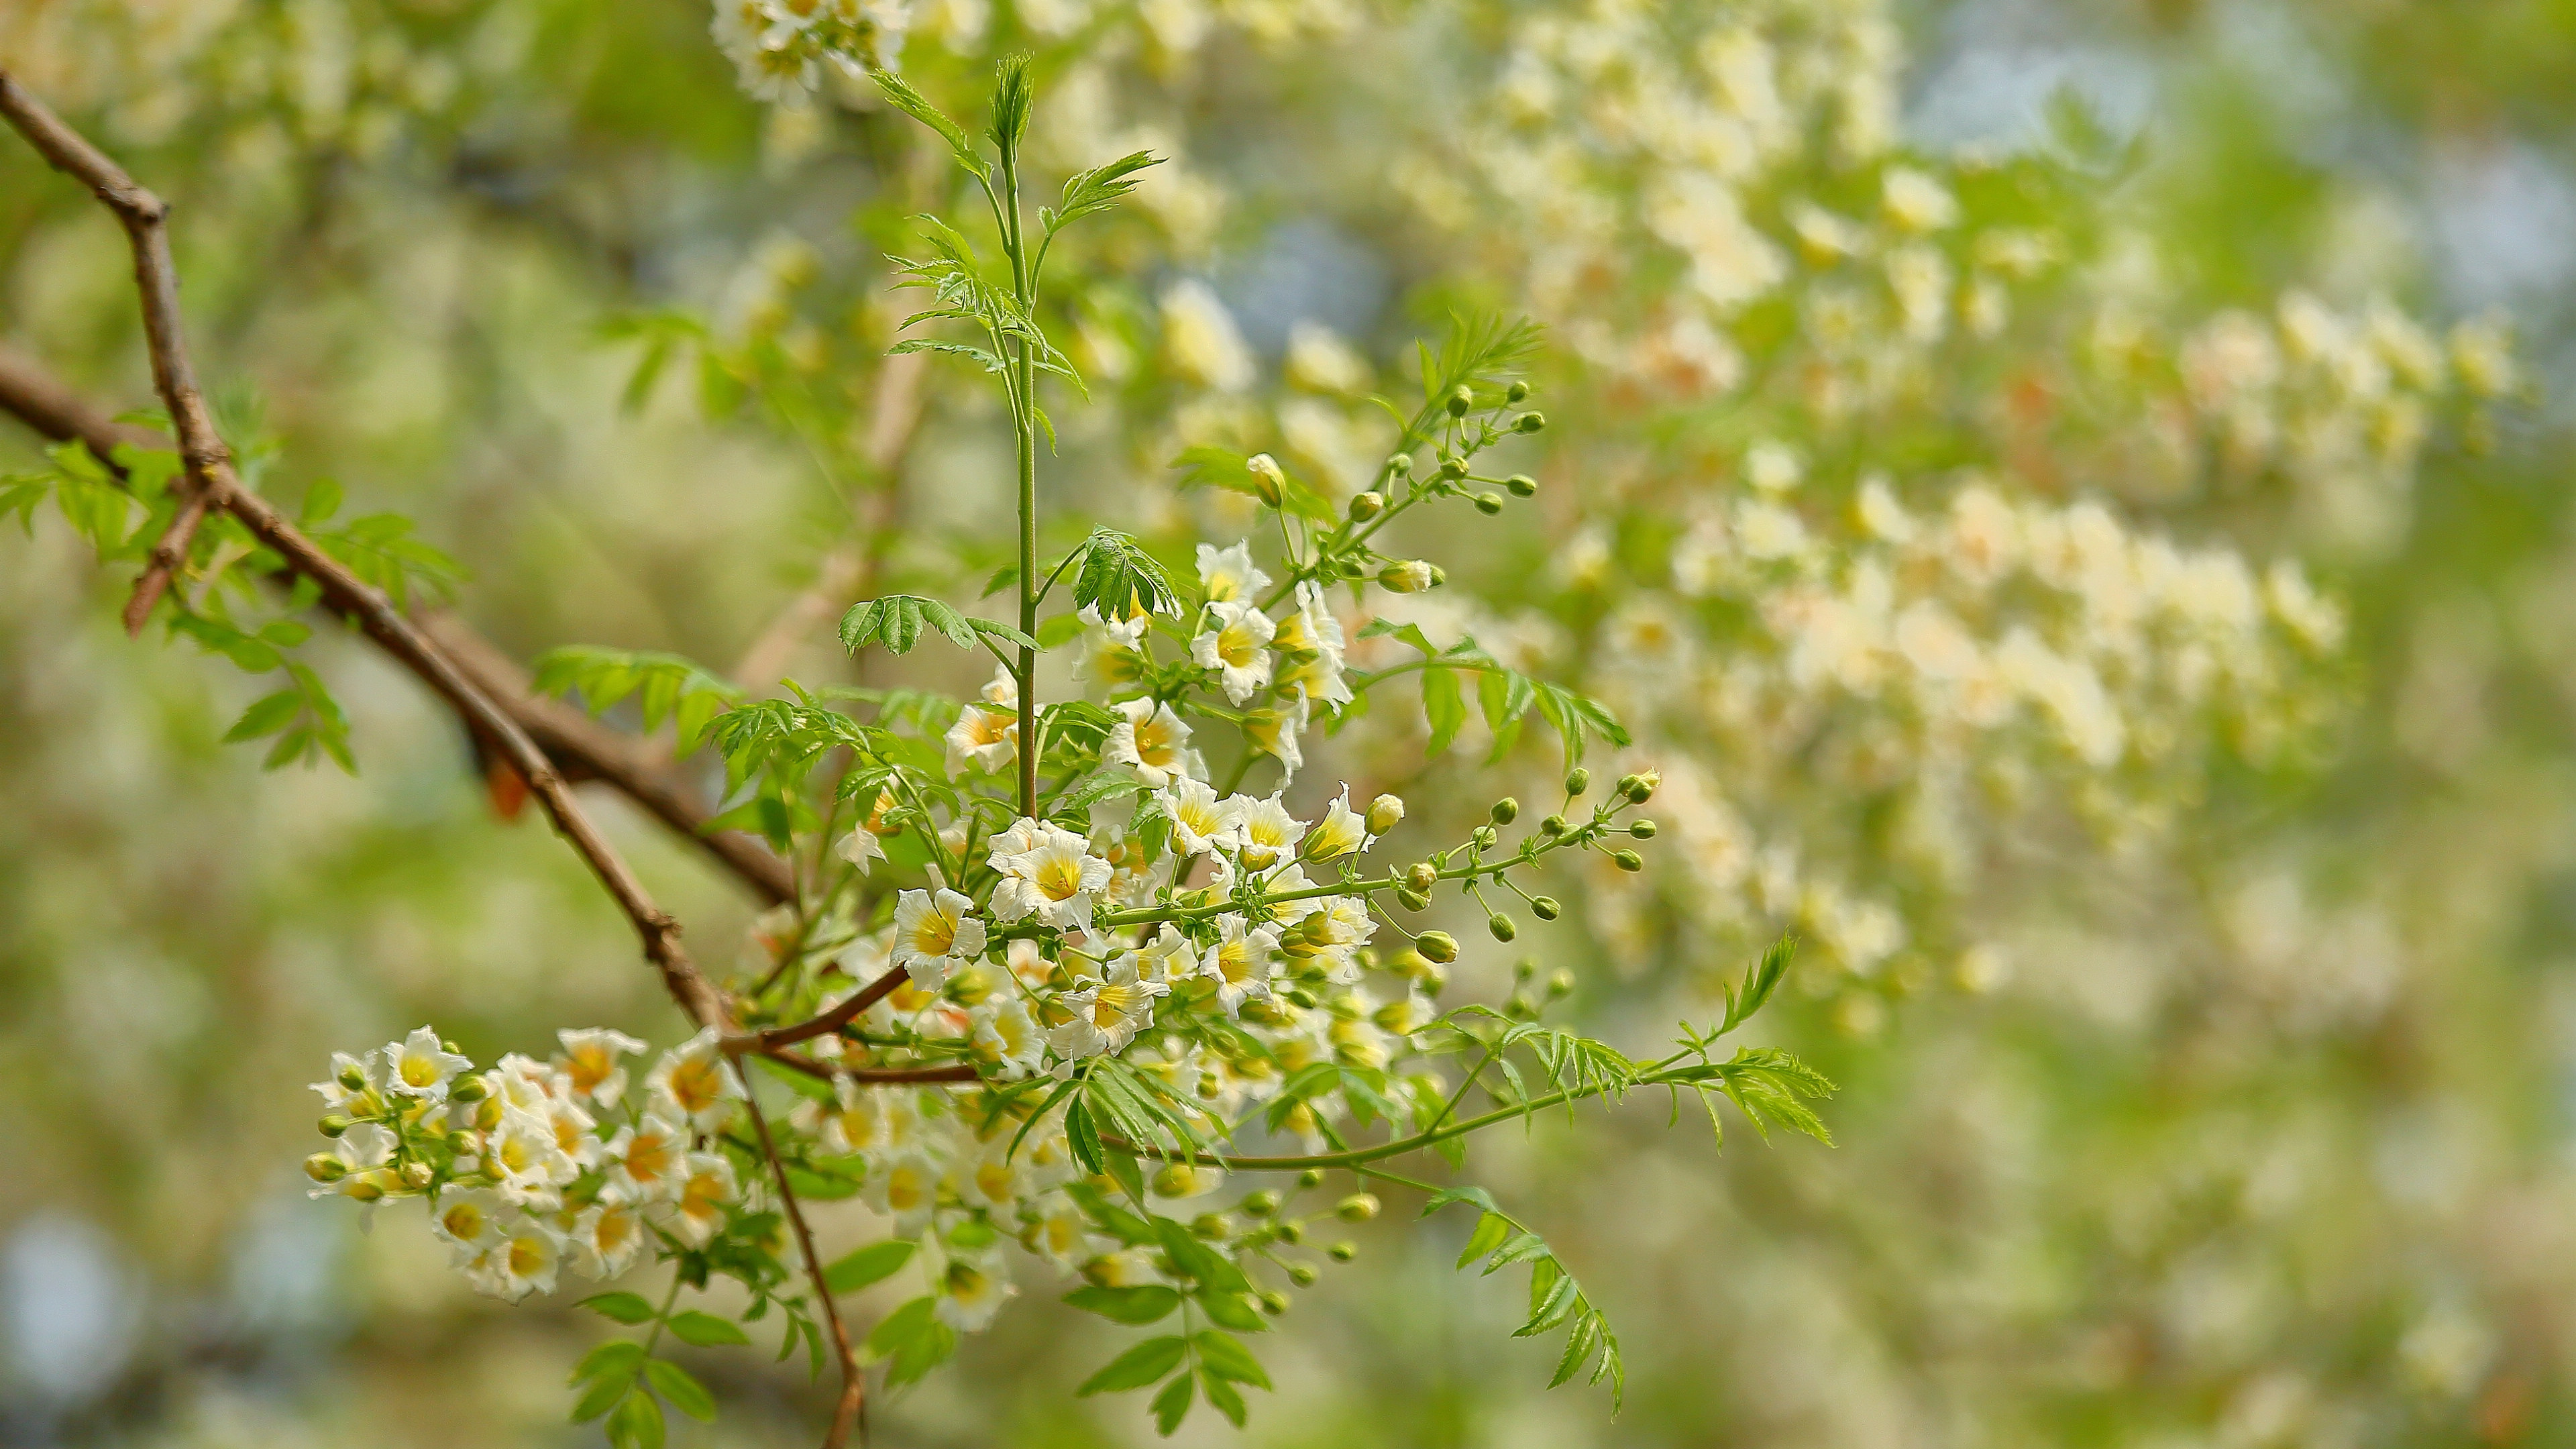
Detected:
left=1196, top=540, right=1272, bottom=603
left=835, top=826, right=886, bottom=871
left=1273, top=582, right=1351, bottom=708
left=540, top=1095, right=604, bottom=1171
left=429, top=1188, right=511, bottom=1264
left=1161, top=279, right=1255, bottom=391
left=1192, top=600, right=1277, bottom=704
left=952, top=1146, right=1028, bottom=1213
left=810, top=1081, right=920, bottom=1157
left=989, top=819, right=1114, bottom=934
left=863, top=1154, right=940, bottom=1234
left=1301, top=787, right=1368, bottom=861
left=892, top=888, right=987, bottom=989
left=1285, top=321, right=1371, bottom=394
left=934, top=1248, right=1018, bottom=1332
left=1161, top=778, right=1242, bottom=856
left=487, top=1110, right=578, bottom=1210
left=1234, top=794, right=1305, bottom=869
left=601, top=1114, right=692, bottom=1204
left=1049, top=955, right=1171, bottom=1061
left=1882, top=166, right=1958, bottom=232
left=668, top=1152, right=739, bottom=1248
left=384, top=1026, right=473, bottom=1102
left=945, top=702, right=1019, bottom=775
left=307, top=1051, right=378, bottom=1109
left=572, top=1199, right=651, bottom=1279
left=1242, top=695, right=1307, bottom=780
left=1134, top=924, right=1201, bottom=986
left=474, top=1218, right=567, bottom=1302
left=554, top=1028, right=647, bottom=1107
left=970, top=998, right=1046, bottom=1080
left=1200, top=915, right=1281, bottom=1015
left=1104, top=697, right=1203, bottom=787
left=645, top=1028, right=741, bottom=1130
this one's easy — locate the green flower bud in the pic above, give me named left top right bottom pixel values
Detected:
left=1490, top=798, right=1519, bottom=825
left=1297, top=1167, right=1326, bottom=1188
left=319, top=1114, right=354, bottom=1138
left=449, top=1075, right=489, bottom=1104
left=1246, top=452, right=1287, bottom=508
left=1613, top=849, right=1644, bottom=872
left=1507, top=992, right=1537, bottom=1018
left=341, top=1175, right=388, bottom=1203
left=337, top=1061, right=370, bottom=1091
left=1416, top=931, right=1459, bottom=964
left=1564, top=767, right=1591, bottom=796
left=1511, top=411, right=1547, bottom=433
left=1629, top=819, right=1658, bottom=839
left=1260, top=1289, right=1291, bottom=1316
left=1387, top=452, right=1413, bottom=476
left=1366, top=793, right=1406, bottom=836
left=1336, top=1193, right=1381, bottom=1222
left=1418, top=963, right=1449, bottom=996
left=1506, top=380, right=1532, bottom=403
left=1531, top=896, right=1562, bottom=920
left=1192, top=1213, right=1234, bottom=1240
left=1506, top=473, right=1538, bottom=496
left=1396, top=887, right=1430, bottom=912
left=1473, top=492, right=1505, bottom=515
left=1277, top=1220, right=1306, bottom=1245
left=1514, top=957, right=1538, bottom=981
left=1446, top=386, right=1474, bottom=417
left=1152, top=1163, right=1204, bottom=1197
left=400, top=1161, right=433, bottom=1190
left=1405, top=863, right=1438, bottom=892
left=1540, top=814, right=1568, bottom=837
left=1243, top=1190, right=1281, bottom=1218
left=1472, top=826, right=1498, bottom=849
left=1429, top=565, right=1448, bottom=587
left=1288, top=1263, right=1320, bottom=1287
left=1625, top=770, right=1660, bottom=802
left=1349, top=490, right=1385, bottom=521
left=303, top=1152, right=348, bottom=1183
left=1379, top=559, right=1437, bottom=593
left=1547, top=968, right=1576, bottom=998
left=1438, top=455, right=1468, bottom=480
left=1488, top=914, right=1517, bottom=943
left=1328, top=1241, right=1359, bottom=1263
left=1285, top=986, right=1320, bottom=1009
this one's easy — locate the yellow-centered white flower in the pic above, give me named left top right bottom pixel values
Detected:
left=1049, top=954, right=1171, bottom=1062
left=600, top=1114, right=692, bottom=1204
left=1192, top=600, right=1277, bottom=704
left=1105, top=696, right=1202, bottom=787
left=1195, top=539, right=1272, bottom=602
left=1301, top=786, right=1368, bottom=861
left=645, top=1028, right=741, bottom=1130
left=384, top=1026, right=472, bottom=1102
left=1201, top=914, right=1282, bottom=1015
left=669, top=1151, right=739, bottom=1247
left=892, top=888, right=987, bottom=989
left=554, top=1028, right=645, bottom=1106
left=1234, top=794, right=1305, bottom=869
left=988, top=819, right=1114, bottom=934
left=572, top=1199, right=651, bottom=1279
left=1161, top=777, right=1243, bottom=855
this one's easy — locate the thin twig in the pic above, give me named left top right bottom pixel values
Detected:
left=755, top=1047, right=981, bottom=1085
left=0, top=342, right=796, bottom=908
left=0, top=69, right=731, bottom=1030
left=747, top=963, right=915, bottom=1050
left=738, top=1081, right=867, bottom=1449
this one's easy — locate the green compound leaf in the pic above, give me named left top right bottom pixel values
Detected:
left=663, top=1310, right=749, bottom=1347
left=605, top=1386, right=665, bottom=1449
left=1063, top=1285, right=1182, bottom=1325
left=1069, top=528, right=1179, bottom=621
left=1191, top=1330, right=1271, bottom=1389
left=871, top=68, right=989, bottom=178
left=1424, top=1188, right=1625, bottom=1411
left=862, top=1295, right=958, bottom=1388
left=1151, top=1368, right=1196, bottom=1434
left=643, top=1358, right=716, bottom=1422
left=576, top=1291, right=659, bottom=1326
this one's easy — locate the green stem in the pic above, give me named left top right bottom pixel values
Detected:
left=1002, top=152, right=1040, bottom=822
left=640, top=1266, right=688, bottom=1354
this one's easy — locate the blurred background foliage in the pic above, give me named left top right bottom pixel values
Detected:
left=3, top=0, right=2575, bottom=1445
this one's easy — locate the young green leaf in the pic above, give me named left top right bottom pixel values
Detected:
left=871, top=68, right=989, bottom=178
left=823, top=1238, right=918, bottom=1295
left=663, top=1310, right=750, bottom=1347
left=1077, top=1335, right=1189, bottom=1395
left=643, top=1358, right=717, bottom=1422
left=577, top=1291, right=660, bottom=1326
left=1064, top=1284, right=1183, bottom=1324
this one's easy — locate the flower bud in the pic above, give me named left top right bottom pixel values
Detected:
left=1418, top=963, right=1448, bottom=996
left=1152, top=1163, right=1205, bottom=1197
left=1379, top=559, right=1436, bottom=593
left=476, top=1095, right=504, bottom=1132
left=1243, top=1190, right=1281, bottom=1218
left=1505, top=474, right=1538, bottom=497
left=1366, top=794, right=1405, bottom=835
left=1396, top=887, right=1429, bottom=911
left=1297, top=1167, right=1326, bottom=1187
left=1490, top=798, right=1519, bottom=826
left=1328, top=1240, right=1359, bottom=1262
left=1489, top=914, right=1517, bottom=942
left=1246, top=452, right=1287, bottom=507
left=1472, top=825, right=1497, bottom=849
left=1336, top=1192, right=1380, bottom=1222
left=1429, top=565, right=1448, bottom=587
left=337, top=1061, right=370, bottom=1091
left=400, top=1161, right=433, bottom=1190
left=1511, top=411, right=1546, bottom=433
left=319, top=1114, right=354, bottom=1138
left=449, top=1075, right=489, bottom=1104
left=1416, top=931, right=1459, bottom=964
left=341, top=1175, right=388, bottom=1203
left=1625, top=770, right=1660, bottom=802
left=1277, top=1220, right=1305, bottom=1245
left=1629, top=819, right=1658, bottom=839
left=1531, top=895, right=1562, bottom=920
left=1507, top=992, right=1537, bottom=1018
left=1260, top=1289, right=1291, bottom=1316
left=1285, top=986, right=1320, bottom=1009
left=1405, top=863, right=1438, bottom=893
left=1349, top=490, right=1384, bottom=521
left=1288, top=1263, right=1320, bottom=1287
left=1192, top=1213, right=1234, bottom=1240
left=1540, top=814, right=1568, bottom=837
left=1437, top=455, right=1468, bottom=480
left=1387, top=452, right=1413, bottom=476
left=303, top=1152, right=348, bottom=1183
left=1473, top=492, right=1504, bottom=515
left=1548, top=968, right=1576, bottom=998
left=1506, top=380, right=1531, bottom=403
left=1564, top=767, right=1591, bottom=796
left=1446, top=385, right=1474, bottom=417
left=1613, top=849, right=1644, bottom=872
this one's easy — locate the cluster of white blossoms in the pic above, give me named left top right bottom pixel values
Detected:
left=305, top=1026, right=745, bottom=1303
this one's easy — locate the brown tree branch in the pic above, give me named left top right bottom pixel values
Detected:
left=0, top=341, right=796, bottom=908
left=741, top=962, right=916, bottom=1051
left=737, top=1083, right=867, bottom=1449
left=0, top=69, right=730, bottom=1030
